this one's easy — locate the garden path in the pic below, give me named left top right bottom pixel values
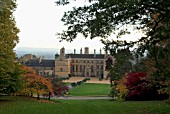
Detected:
left=63, top=77, right=110, bottom=84
left=53, top=96, right=113, bottom=100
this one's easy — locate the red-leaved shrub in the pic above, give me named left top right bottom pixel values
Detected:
left=124, top=72, right=168, bottom=100
left=125, top=72, right=147, bottom=89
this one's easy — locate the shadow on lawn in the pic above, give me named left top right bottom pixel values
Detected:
left=0, top=95, right=58, bottom=104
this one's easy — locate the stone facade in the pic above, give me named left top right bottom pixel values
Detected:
left=55, top=47, right=69, bottom=76
left=55, top=47, right=110, bottom=79
left=19, top=47, right=114, bottom=79
left=24, top=58, right=55, bottom=77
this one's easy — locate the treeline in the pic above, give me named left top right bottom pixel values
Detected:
left=1, top=65, right=69, bottom=100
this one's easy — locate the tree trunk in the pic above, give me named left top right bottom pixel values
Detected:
left=31, top=92, right=33, bottom=97
left=37, top=93, right=40, bottom=100
left=168, top=83, right=170, bottom=100
left=48, top=92, right=51, bottom=100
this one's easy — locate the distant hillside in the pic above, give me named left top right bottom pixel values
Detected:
left=15, top=47, right=59, bottom=59
left=15, top=47, right=103, bottom=59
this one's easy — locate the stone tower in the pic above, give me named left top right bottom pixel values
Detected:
left=60, top=47, right=65, bottom=56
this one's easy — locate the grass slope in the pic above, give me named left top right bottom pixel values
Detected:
left=69, top=83, right=111, bottom=96
left=0, top=96, right=170, bottom=114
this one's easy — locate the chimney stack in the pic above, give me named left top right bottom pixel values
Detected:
left=94, top=49, right=96, bottom=57
left=74, top=49, right=76, bottom=54
left=84, top=47, right=89, bottom=54
left=80, top=48, right=82, bottom=54
left=100, top=49, right=102, bottom=54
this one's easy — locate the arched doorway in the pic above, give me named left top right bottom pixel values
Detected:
left=84, top=66, right=91, bottom=77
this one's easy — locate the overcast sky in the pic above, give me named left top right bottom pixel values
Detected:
left=14, top=0, right=105, bottom=52
left=14, top=0, right=143, bottom=53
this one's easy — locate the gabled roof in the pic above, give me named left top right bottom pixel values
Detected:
left=65, top=54, right=105, bottom=59
left=25, top=59, right=55, bottom=67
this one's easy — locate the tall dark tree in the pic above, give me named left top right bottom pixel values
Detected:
left=147, top=39, right=170, bottom=99
left=0, top=0, right=20, bottom=94
left=105, top=48, right=132, bottom=82
left=106, top=48, right=133, bottom=98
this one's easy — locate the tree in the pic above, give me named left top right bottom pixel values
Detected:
left=107, top=48, right=133, bottom=98
left=56, top=0, right=170, bottom=100
left=20, top=66, right=53, bottom=99
left=110, top=48, right=132, bottom=81
left=106, top=48, right=132, bottom=84
left=124, top=72, right=168, bottom=100
left=56, top=0, right=170, bottom=61
left=51, top=77, right=69, bottom=97
left=145, top=39, right=170, bottom=99
left=0, top=0, right=20, bottom=94
left=3, top=64, right=23, bottom=95
left=56, top=0, right=170, bottom=48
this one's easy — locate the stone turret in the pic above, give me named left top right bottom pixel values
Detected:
left=60, top=47, right=65, bottom=56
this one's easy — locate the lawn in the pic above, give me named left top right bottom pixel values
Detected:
left=64, top=82, right=71, bottom=86
left=0, top=96, right=170, bottom=114
left=69, top=83, right=111, bottom=96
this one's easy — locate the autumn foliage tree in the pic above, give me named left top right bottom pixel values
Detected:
left=51, top=77, right=69, bottom=97
left=124, top=72, right=168, bottom=101
left=20, top=66, right=53, bottom=99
